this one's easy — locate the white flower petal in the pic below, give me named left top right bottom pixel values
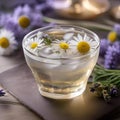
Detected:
left=78, top=34, right=82, bottom=40
left=73, top=36, right=79, bottom=42
left=83, top=33, right=87, bottom=40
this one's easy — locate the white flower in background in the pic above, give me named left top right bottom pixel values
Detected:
left=0, top=29, right=18, bottom=55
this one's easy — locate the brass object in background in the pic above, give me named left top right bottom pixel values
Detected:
left=49, top=0, right=110, bottom=20
left=110, top=5, right=120, bottom=22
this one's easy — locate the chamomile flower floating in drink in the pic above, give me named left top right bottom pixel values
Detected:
left=24, top=36, right=44, bottom=55
left=50, top=32, right=77, bottom=57
left=51, top=41, right=71, bottom=57
left=72, top=33, right=97, bottom=54
left=0, top=29, right=18, bottom=55
left=77, top=41, right=90, bottom=54
left=59, top=42, right=69, bottom=50
left=24, top=30, right=99, bottom=58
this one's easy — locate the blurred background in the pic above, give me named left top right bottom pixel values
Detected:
left=0, top=0, right=120, bottom=28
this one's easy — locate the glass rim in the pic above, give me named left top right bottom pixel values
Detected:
left=22, top=24, right=100, bottom=61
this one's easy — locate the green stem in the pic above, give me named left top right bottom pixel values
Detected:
left=92, top=65, right=120, bottom=88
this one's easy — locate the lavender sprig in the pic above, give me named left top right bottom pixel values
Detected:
left=90, top=82, right=112, bottom=103
left=92, top=65, right=120, bottom=88
left=90, top=65, right=120, bottom=102
left=0, top=89, right=6, bottom=96
left=90, top=82, right=119, bottom=103
left=99, top=24, right=120, bottom=69
left=104, top=45, right=120, bottom=69
left=114, top=24, right=120, bottom=35
left=100, top=38, right=109, bottom=57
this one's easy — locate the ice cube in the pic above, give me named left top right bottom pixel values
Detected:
left=63, top=33, right=74, bottom=40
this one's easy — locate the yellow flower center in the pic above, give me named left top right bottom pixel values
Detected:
left=30, top=42, right=38, bottom=49
left=0, top=37, right=10, bottom=48
left=107, top=31, right=117, bottom=42
left=18, top=16, right=30, bottom=28
left=59, top=42, right=69, bottom=50
left=77, top=41, right=90, bottom=54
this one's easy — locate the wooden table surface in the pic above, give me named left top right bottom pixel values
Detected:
left=0, top=51, right=42, bottom=120
left=0, top=50, right=120, bottom=120
left=0, top=1, right=120, bottom=120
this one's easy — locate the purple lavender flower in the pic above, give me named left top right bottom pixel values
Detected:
left=113, top=41, right=120, bottom=55
left=114, top=24, right=120, bottom=35
left=34, top=3, right=53, bottom=15
left=0, top=0, right=38, bottom=9
left=100, top=38, right=109, bottom=57
left=30, top=12, right=43, bottom=29
left=0, top=13, right=11, bottom=27
left=46, top=0, right=72, bottom=9
left=90, top=87, right=95, bottom=92
left=0, top=89, right=5, bottom=96
left=110, top=88, right=118, bottom=96
left=104, top=44, right=120, bottom=69
left=35, top=3, right=49, bottom=12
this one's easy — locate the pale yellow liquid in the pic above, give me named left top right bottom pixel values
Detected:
left=24, top=30, right=99, bottom=99
left=25, top=49, right=99, bottom=99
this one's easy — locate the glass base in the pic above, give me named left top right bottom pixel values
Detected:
left=38, top=86, right=86, bottom=99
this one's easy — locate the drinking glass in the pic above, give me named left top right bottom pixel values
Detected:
left=22, top=25, right=100, bottom=99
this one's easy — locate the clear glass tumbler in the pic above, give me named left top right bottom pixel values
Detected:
left=22, top=25, right=100, bottom=99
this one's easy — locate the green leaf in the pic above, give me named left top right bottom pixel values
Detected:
left=44, top=38, right=52, bottom=45
left=92, top=65, right=120, bottom=88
